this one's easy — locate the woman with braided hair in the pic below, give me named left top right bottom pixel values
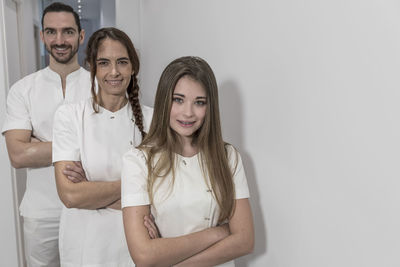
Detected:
left=52, top=27, right=152, bottom=266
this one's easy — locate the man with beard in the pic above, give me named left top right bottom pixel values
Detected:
left=2, top=2, right=91, bottom=266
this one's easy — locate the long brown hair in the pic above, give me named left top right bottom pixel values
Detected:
left=85, top=27, right=146, bottom=139
left=139, top=56, right=235, bottom=223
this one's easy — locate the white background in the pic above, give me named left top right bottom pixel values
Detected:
left=1, top=0, right=400, bottom=266
left=116, top=0, right=400, bottom=266
left=0, top=1, right=19, bottom=265
left=0, top=0, right=35, bottom=265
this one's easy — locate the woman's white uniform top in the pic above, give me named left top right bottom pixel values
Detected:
left=52, top=98, right=152, bottom=267
left=121, top=145, right=250, bottom=267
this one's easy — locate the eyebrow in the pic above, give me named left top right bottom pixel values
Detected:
left=173, top=93, right=207, bottom=99
left=43, top=27, right=77, bottom=32
left=62, top=27, right=77, bottom=32
left=96, top=57, right=130, bottom=61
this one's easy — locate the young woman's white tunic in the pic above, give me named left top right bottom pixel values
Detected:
left=121, top=145, right=250, bottom=267
left=53, top=98, right=152, bottom=267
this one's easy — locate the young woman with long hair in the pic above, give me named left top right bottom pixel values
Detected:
left=52, top=27, right=152, bottom=266
left=122, top=56, right=254, bottom=266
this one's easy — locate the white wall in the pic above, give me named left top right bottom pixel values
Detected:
left=17, top=0, right=37, bottom=76
left=0, top=1, right=23, bottom=266
left=115, top=0, right=141, bottom=58
left=1, top=0, right=40, bottom=265
left=99, top=0, right=115, bottom=28
left=117, top=0, right=400, bottom=266
left=5, top=0, right=22, bottom=84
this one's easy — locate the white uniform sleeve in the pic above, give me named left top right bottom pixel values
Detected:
left=141, top=105, right=154, bottom=133
left=2, top=81, right=32, bottom=133
left=52, top=104, right=80, bottom=163
left=121, top=148, right=150, bottom=208
left=227, top=145, right=250, bottom=199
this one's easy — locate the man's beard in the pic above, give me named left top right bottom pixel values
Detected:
left=45, top=41, right=79, bottom=64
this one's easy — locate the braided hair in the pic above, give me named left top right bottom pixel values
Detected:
left=85, top=27, right=146, bottom=139
left=128, top=70, right=145, bottom=139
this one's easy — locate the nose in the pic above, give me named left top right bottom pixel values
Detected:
left=55, top=32, right=65, bottom=45
left=182, top=102, right=194, bottom=117
left=110, top=63, right=120, bottom=76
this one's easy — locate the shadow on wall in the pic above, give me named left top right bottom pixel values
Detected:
left=219, top=81, right=267, bottom=266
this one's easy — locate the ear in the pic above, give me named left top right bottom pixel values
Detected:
left=79, top=29, right=85, bottom=45
left=40, top=30, right=44, bottom=43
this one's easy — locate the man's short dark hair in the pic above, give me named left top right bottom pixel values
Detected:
left=41, top=2, right=81, bottom=32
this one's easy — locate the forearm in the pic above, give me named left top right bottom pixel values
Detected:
left=133, top=226, right=228, bottom=267
left=123, top=206, right=230, bottom=267
left=61, top=180, right=121, bottom=209
left=107, top=199, right=121, bottom=210
left=176, top=199, right=255, bottom=266
left=7, top=140, right=52, bottom=168
left=55, top=162, right=120, bottom=209
left=175, top=231, right=253, bottom=267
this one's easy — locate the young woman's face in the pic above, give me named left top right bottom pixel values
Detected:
left=169, top=76, right=207, bottom=143
left=95, top=38, right=133, bottom=98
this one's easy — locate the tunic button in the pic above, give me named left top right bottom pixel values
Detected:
left=206, top=189, right=212, bottom=192
left=110, top=116, right=115, bottom=119
left=182, top=160, right=187, bottom=165
left=204, top=217, right=210, bottom=220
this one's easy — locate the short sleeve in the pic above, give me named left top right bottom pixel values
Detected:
left=52, top=104, right=80, bottom=162
left=227, top=145, right=250, bottom=199
left=121, top=148, right=150, bottom=208
left=2, top=81, right=32, bottom=133
left=141, top=105, right=154, bottom=133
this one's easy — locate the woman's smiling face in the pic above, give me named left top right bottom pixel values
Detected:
left=96, top=38, right=133, bottom=98
left=169, top=76, right=207, bottom=143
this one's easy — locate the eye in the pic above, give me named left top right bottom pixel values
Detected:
left=172, top=97, right=183, bottom=104
left=45, top=29, right=55, bottom=35
left=195, top=100, right=207, bottom=106
left=118, top=60, right=129, bottom=65
left=97, top=61, right=109, bottom=67
left=65, top=30, right=75, bottom=35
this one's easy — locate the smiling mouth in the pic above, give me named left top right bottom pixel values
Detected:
left=106, top=80, right=123, bottom=86
left=51, top=46, right=71, bottom=57
left=52, top=45, right=70, bottom=52
left=177, top=120, right=195, bottom=127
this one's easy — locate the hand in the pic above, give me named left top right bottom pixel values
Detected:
left=144, top=214, right=160, bottom=239
left=107, top=199, right=121, bottom=210
left=30, top=136, right=41, bottom=143
left=63, top=161, right=88, bottom=183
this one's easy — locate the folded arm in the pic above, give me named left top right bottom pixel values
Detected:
left=54, top=161, right=121, bottom=209
left=4, top=129, right=52, bottom=168
left=175, top=198, right=254, bottom=266
left=123, top=205, right=230, bottom=267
